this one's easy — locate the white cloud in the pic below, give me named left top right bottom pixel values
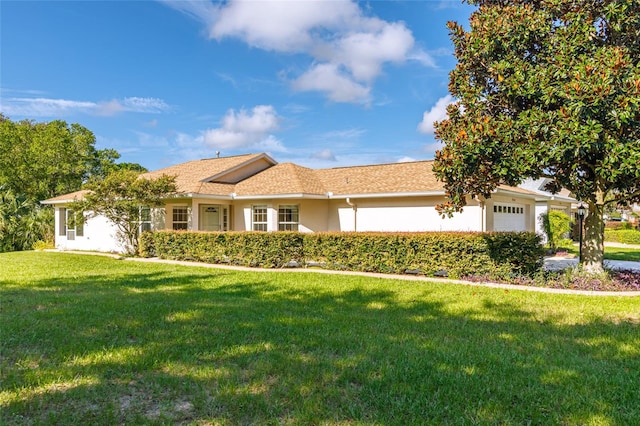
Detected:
left=1, top=96, right=170, bottom=118
left=397, top=156, right=418, bottom=163
left=417, top=94, right=454, bottom=135
left=156, top=0, right=219, bottom=28
left=422, top=141, right=445, bottom=159
left=319, top=128, right=366, bottom=141
left=201, top=105, right=283, bottom=150
left=292, top=63, right=371, bottom=104
left=326, top=22, right=416, bottom=82
left=162, top=0, right=434, bottom=104
left=311, top=149, right=337, bottom=161
left=1, top=97, right=97, bottom=117
left=208, top=0, right=360, bottom=52
left=121, top=97, right=170, bottom=113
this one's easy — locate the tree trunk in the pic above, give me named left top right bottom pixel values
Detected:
left=580, top=202, right=605, bottom=274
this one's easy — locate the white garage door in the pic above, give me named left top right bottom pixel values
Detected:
left=493, top=203, right=526, bottom=231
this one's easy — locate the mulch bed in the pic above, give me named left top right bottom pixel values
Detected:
left=464, top=269, right=640, bottom=292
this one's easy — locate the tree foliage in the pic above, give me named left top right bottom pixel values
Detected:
left=539, top=210, right=571, bottom=252
left=0, top=115, right=147, bottom=251
left=433, top=0, right=640, bottom=272
left=0, top=186, right=53, bottom=252
left=72, top=170, right=176, bottom=255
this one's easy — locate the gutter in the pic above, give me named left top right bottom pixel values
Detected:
left=327, top=190, right=446, bottom=199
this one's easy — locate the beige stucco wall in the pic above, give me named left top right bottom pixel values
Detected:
left=330, top=196, right=484, bottom=232
left=231, top=198, right=328, bottom=232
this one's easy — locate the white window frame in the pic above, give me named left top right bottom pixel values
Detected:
left=222, top=207, right=229, bottom=231
left=252, top=205, right=268, bottom=231
left=62, top=208, right=83, bottom=240
left=172, top=206, right=189, bottom=230
left=140, top=207, right=152, bottom=234
left=278, top=205, right=299, bottom=231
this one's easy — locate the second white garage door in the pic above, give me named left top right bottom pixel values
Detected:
left=493, top=203, right=526, bottom=231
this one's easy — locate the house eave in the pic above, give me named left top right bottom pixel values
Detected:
left=40, top=199, right=75, bottom=205
left=201, top=153, right=278, bottom=183
left=493, top=188, right=540, bottom=200
left=231, top=193, right=329, bottom=200
left=329, top=191, right=446, bottom=199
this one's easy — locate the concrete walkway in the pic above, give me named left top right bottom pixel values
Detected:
left=544, top=257, right=640, bottom=272
left=544, top=241, right=640, bottom=271
left=46, top=249, right=640, bottom=296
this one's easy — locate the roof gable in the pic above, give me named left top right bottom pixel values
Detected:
left=140, top=153, right=274, bottom=194
left=235, top=163, right=326, bottom=196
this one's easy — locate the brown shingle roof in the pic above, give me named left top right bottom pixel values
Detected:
left=141, top=153, right=272, bottom=194
left=317, top=160, right=443, bottom=195
left=235, top=163, right=327, bottom=196
left=42, top=153, right=556, bottom=203
left=41, top=189, right=90, bottom=204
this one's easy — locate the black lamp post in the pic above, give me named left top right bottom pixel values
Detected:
left=577, top=204, right=586, bottom=261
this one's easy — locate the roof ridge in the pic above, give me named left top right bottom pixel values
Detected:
left=319, top=159, right=435, bottom=172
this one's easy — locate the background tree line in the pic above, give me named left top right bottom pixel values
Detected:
left=0, top=114, right=147, bottom=252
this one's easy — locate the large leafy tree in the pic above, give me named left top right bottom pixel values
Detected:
left=0, top=115, right=147, bottom=251
left=72, top=170, right=176, bottom=255
left=433, top=0, right=640, bottom=273
left=0, top=115, right=114, bottom=202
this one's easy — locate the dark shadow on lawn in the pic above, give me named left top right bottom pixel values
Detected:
left=1, top=254, right=639, bottom=425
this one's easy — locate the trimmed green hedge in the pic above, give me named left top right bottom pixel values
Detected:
left=604, top=229, right=640, bottom=245
left=140, top=231, right=304, bottom=268
left=140, top=230, right=543, bottom=279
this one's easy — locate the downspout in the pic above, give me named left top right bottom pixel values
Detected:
left=479, top=198, right=486, bottom=232
left=346, top=197, right=357, bottom=232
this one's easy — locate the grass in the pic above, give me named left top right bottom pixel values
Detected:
left=2, top=251, right=640, bottom=425
left=561, top=245, right=640, bottom=262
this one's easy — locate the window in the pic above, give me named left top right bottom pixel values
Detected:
left=252, top=205, right=268, bottom=231
left=62, top=208, right=83, bottom=240
left=494, top=204, right=524, bottom=215
left=172, top=206, right=188, bottom=230
left=59, top=208, right=67, bottom=236
left=278, top=205, right=299, bottom=231
left=140, top=207, right=152, bottom=233
left=222, top=207, right=228, bottom=231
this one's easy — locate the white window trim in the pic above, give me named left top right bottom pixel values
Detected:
left=252, top=205, right=268, bottom=231
left=172, top=206, right=189, bottom=230
left=140, top=206, right=152, bottom=234
left=278, top=204, right=299, bottom=231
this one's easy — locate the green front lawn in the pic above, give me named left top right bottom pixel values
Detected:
left=562, top=245, right=640, bottom=262
left=2, top=252, right=639, bottom=425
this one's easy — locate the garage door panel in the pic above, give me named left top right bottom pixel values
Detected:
left=493, top=203, right=526, bottom=231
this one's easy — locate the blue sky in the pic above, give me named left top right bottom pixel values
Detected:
left=1, top=0, right=475, bottom=171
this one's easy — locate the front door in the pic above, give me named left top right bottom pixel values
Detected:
left=200, top=205, right=220, bottom=231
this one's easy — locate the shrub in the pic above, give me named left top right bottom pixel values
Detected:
left=140, top=230, right=304, bottom=268
left=141, top=230, right=543, bottom=279
left=605, top=221, right=632, bottom=230
left=32, top=240, right=55, bottom=251
left=539, top=210, right=571, bottom=252
left=604, top=229, right=640, bottom=245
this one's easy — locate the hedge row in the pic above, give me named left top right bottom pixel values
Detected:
left=140, top=231, right=543, bottom=279
left=604, top=229, right=640, bottom=245
left=604, top=221, right=634, bottom=230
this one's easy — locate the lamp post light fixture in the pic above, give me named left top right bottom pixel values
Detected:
left=577, top=204, right=586, bottom=261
